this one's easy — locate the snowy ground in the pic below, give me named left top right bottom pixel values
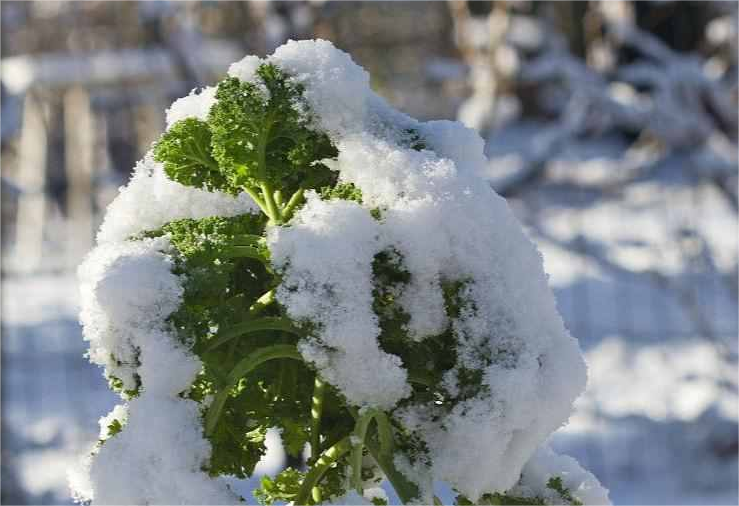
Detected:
left=2, top=124, right=737, bottom=505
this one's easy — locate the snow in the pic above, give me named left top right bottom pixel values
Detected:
left=74, top=235, right=238, bottom=504
left=72, top=89, right=269, bottom=501
left=576, top=338, right=737, bottom=422
left=324, top=490, right=374, bottom=505
left=4, top=152, right=735, bottom=504
left=85, top=397, right=236, bottom=505
left=483, top=119, right=738, bottom=505
left=268, top=193, right=411, bottom=409
left=165, top=86, right=217, bottom=128
left=261, top=39, right=591, bottom=501
left=96, top=153, right=257, bottom=245
left=77, top=237, right=178, bottom=390
left=512, top=443, right=611, bottom=505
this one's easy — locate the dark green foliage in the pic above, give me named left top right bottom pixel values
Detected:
left=107, top=374, right=141, bottom=399
left=547, top=477, right=582, bottom=506
left=143, top=213, right=314, bottom=478
left=153, top=118, right=230, bottom=193
left=320, top=182, right=363, bottom=203
left=153, top=63, right=339, bottom=213
left=371, top=252, right=482, bottom=406
left=255, top=468, right=304, bottom=505
left=453, top=476, right=583, bottom=506
left=105, top=419, right=123, bottom=439
left=208, top=66, right=337, bottom=194
left=403, top=128, right=427, bottom=151
left=254, top=454, right=350, bottom=506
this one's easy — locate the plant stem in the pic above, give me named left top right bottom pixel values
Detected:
left=243, top=185, right=270, bottom=217
left=311, top=376, right=326, bottom=460
left=372, top=411, right=394, bottom=457
left=248, top=289, right=276, bottom=317
left=205, top=316, right=302, bottom=352
left=348, top=408, right=419, bottom=504
left=294, top=436, right=352, bottom=505
left=364, top=438, right=420, bottom=505
left=261, top=181, right=282, bottom=224
left=351, top=409, right=378, bottom=494
left=222, top=245, right=268, bottom=264
left=311, top=486, right=322, bottom=504
left=282, top=187, right=305, bottom=221
left=205, top=344, right=303, bottom=436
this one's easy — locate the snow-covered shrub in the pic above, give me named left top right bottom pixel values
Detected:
left=73, top=39, right=610, bottom=505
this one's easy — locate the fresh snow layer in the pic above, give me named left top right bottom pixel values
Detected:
left=75, top=38, right=604, bottom=504
left=75, top=236, right=238, bottom=504
left=96, top=153, right=257, bottom=245
left=268, top=194, right=411, bottom=409
left=264, top=39, right=591, bottom=500
left=75, top=99, right=251, bottom=503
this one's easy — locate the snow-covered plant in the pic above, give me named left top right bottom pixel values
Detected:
left=72, top=40, right=610, bottom=506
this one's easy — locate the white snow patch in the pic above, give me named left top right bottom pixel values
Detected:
left=96, top=153, right=257, bottom=245
left=165, top=86, right=217, bottom=128
left=512, top=443, right=611, bottom=505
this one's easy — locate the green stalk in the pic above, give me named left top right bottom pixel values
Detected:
left=242, top=185, right=270, bottom=216
left=261, top=181, right=282, bottom=224
left=222, top=245, right=269, bottom=264
left=294, top=436, right=352, bottom=505
left=350, top=409, right=377, bottom=494
left=205, top=344, right=302, bottom=436
left=364, top=438, right=420, bottom=505
left=310, top=376, right=326, bottom=459
left=372, top=411, right=394, bottom=458
left=228, top=234, right=265, bottom=247
left=348, top=408, right=419, bottom=504
left=282, top=187, right=305, bottom=222
left=248, top=289, right=276, bottom=317
left=205, top=317, right=302, bottom=352
left=311, top=486, right=322, bottom=504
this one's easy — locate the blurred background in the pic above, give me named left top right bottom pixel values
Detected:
left=1, top=1, right=737, bottom=504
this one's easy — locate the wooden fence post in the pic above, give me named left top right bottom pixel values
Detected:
left=63, top=85, right=95, bottom=267
left=13, top=91, right=48, bottom=273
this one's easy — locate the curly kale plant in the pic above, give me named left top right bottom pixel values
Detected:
left=76, top=40, right=607, bottom=506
